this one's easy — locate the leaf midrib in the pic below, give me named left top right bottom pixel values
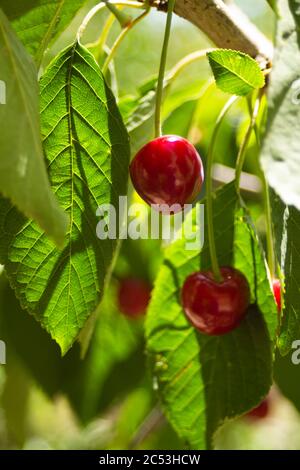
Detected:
left=66, top=42, right=77, bottom=337
left=210, top=55, right=259, bottom=89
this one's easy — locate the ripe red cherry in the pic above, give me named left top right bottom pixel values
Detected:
left=272, top=278, right=281, bottom=312
left=247, top=398, right=270, bottom=420
left=118, top=277, right=151, bottom=317
left=129, top=135, right=204, bottom=213
left=181, top=267, right=250, bottom=335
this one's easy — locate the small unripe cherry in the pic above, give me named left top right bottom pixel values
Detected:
left=272, top=278, right=281, bottom=312
left=130, top=135, right=204, bottom=213
left=181, top=267, right=250, bottom=335
left=118, top=277, right=151, bottom=317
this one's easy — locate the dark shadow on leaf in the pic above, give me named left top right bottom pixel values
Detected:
left=196, top=304, right=272, bottom=449
left=0, top=196, right=26, bottom=265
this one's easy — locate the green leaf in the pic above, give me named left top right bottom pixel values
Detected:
left=261, top=0, right=300, bottom=209
left=207, top=49, right=265, bottom=96
left=146, top=183, right=277, bottom=449
left=2, top=42, right=130, bottom=354
left=0, top=9, right=68, bottom=247
left=272, top=191, right=300, bottom=355
left=1, top=0, right=86, bottom=64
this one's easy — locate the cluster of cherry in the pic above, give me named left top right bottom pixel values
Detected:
left=118, top=135, right=281, bottom=334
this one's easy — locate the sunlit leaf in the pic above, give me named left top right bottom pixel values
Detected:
left=2, top=42, right=130, bottom=354
left=207, top=49, right=265, bottom=96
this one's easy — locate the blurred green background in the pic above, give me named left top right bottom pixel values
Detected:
left=2, top=0, right=300, bottom=451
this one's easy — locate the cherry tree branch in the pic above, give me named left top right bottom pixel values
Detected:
left=148, top=0, right=273, bottom=62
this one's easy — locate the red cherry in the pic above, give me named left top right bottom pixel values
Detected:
left=247, top=398, right=270, bottom=420
left=129, top=135, right=204, bottom=213
left=118, top=278, right=151, bottom=317
left=272, top=278, right=281, bottom=312
left=181, top=267, right=250, bottom=335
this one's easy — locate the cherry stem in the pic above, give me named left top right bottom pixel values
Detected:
left=77, top=1, right=145, bottom=41
left=129, top=406, right=164, bottom=449
left=247, top=95, right=276, bottom=278
left=90, top=13, right=116, bottom=62
left=206, top=96, right=239, bottom=282
left=154, top=0, right=176, bottom=138
left=105, top=1, right=132, bottom=27
left=262, top=174, right=276, bottom=278
left=166, top=48, right=216, bottom=84
left=102, top=7, right=150, bottom=74
left=235, top=92, right=262, bottom=191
